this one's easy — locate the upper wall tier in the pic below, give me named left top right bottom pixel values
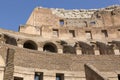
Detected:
left=22, top=5, right=120, bottom=28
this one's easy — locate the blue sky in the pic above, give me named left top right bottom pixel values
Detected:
left=0, top=0, right=119, bottom=31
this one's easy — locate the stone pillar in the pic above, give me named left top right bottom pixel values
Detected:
left=114, top=49, right=120, bottom=55
left=76, top=47, right=82, bottom=55
left=17, top=39, right=23, bottom=48
left=38, top=47, right=43, bottom=51
left=94, top=49, right=100, bottom=55
left=43, top=72, right=55, bottom=80
left=0, top=67, right=4, bottom=80
left=58, top=48, right=63, bottom=54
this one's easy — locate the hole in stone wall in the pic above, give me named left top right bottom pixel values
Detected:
left=34, top=72, right=43, bottom=80
left=23, top=40, right=37, bottom=50
left=14, top=77, right=23, bottom=80
left=4, top=35, right=17, bottom=46
left=111, top=11, right=116, bottom=15
left=63, top=45, right=76, bottom=54
left=60, top=20, right=64, bottom=26
left=69, top=30, right=75, bottom=37
left=101, top=30, right=108, bottom=37
left=56, top=73, right=64, bottom=80
left=85, top=31, right=92, bottom=40
left=90, top=21, right=96, bottom=25
left=79, top=41, right=94, bottom=55
left=53, top=29, right=59, bottom=37
left=43, top=43, right=57, bottom=53
left=96, top=42, right=114, bottom=55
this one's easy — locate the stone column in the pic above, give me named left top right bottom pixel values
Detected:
left=113, top=44, right=120, bottom=55
left=114, top=49, right=120, bottom=55
left=0, top=67, right=4, bottom=80
left=76, top=47, right=82, bottom=55
left=94, top=49, right=100, bottom=55
left=17, top=39, right=23, bottom=48
left=58, top=48, right=63, bottom=54
left=38, top=47, right=43, bottom=51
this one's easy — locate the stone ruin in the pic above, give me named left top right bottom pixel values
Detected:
left=0, top=5, right=120, bottom=80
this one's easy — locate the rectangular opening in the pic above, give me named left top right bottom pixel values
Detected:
left=69, top=30, right=75, bottom=37
left=118, top=74, right=120, bottom=80
left=56, top=73, right=64, bottom=80
left=101, top=30, right=108, bottom=37
left=14, top=77, right=23, bottom=80
left=34, top=72, right=43, bottom=80
left=118, top=29, right=120, bottom=31
left=53, top=29, right=59, bottom=37
left=60, top=20, right=64, bottom=26
left=90, top=21, right=96, bottom=25
left=85, top=31, right=92, bottom=40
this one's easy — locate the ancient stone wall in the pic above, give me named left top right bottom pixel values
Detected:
left=3, top=48, right=15, bottom=80
left=85, top=63, right=109, bottom=80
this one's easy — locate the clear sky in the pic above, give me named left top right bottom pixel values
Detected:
left=0, top=0, right=119, bottom=31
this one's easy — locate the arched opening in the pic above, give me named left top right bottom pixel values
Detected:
left=78, top=41, right=94, bottom=55
left=96, top=42, right=114, bottom=55
left=43, top=42, right=57, bottom=53
left=63, top=45, right=76, bottom=54
left=23, top=40, right=37, bottom=50
left=4, top=35, right=17, bottom=46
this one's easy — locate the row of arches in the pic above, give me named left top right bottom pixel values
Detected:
left=2, top=34, right=120, bottom=55
left=23, top=40, right=58, bottom=53
left=22, top=40, right=120, bottom=55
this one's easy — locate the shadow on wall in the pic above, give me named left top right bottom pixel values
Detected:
left=4, top=34, right=17, bottom=46
left=78, top=41, right=94, bottom=55
left=96, top=42, right=114, bottom=55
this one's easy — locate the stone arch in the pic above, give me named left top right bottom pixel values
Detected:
left=43, top=42, right=58, bottom=53
left=23, top=40, right=38, bottom=50
left=78, top=41, right=94, bottom=55
left=96, top=42, right=114, bottom=55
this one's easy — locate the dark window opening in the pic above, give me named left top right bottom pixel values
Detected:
left=118, top=74, right=120, bottom=80
left=85, top=31, right=92, bottom=40
left=101, top=30, right=108, bottom=37
left=90, top=21, right=96, bottom=25
left=111, top=11, right=116, bottom=15
left=43, top=43, right=57, bottom=53
left=69, top=30, right=75, bottom=37
left=96, top=13, right=101, bottom=18
left=14, top=77, right=23, bottom=80
left=60, top=20, right=64, bottom=26
left=23, top=40, right=37, bottom=50
left=53, top=29, right=59, bottom=37
left=56, top=73, right=64, bottom=80
left=34, top=72, right=43, bottom=80
left=118, top=29, right=120, bottom=31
